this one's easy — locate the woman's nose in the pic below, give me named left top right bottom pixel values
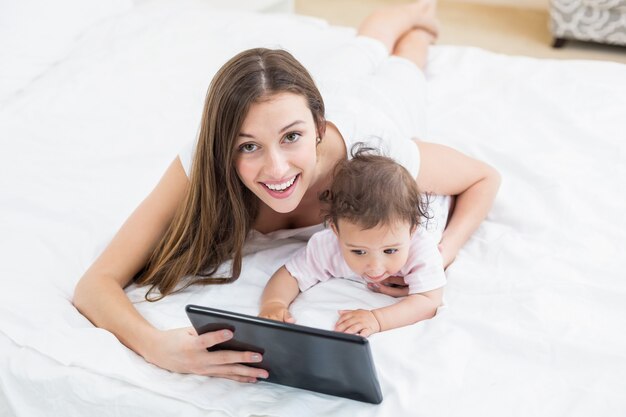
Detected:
left=264, top=148, right=289, bottom=178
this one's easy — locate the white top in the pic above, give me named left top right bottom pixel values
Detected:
left=314, top=35, right=427, bottom=178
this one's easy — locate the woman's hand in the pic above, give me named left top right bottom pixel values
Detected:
left=259, top=302, right=296, bottom=323
left=145, top=327, right=269, bottom=383
left=335, top=309, right=381, bottom=337
left=368, top=276, right=410, bottom=297
left=437, top=242, right=457, bottom=269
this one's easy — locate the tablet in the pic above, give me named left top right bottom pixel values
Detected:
left=185, top=305, right=383, bottom=404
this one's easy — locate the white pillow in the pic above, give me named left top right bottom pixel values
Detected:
left=0, top=0, right=133, bottom=101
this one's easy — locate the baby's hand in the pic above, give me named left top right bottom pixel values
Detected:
left=335, top=309, right=381, bottom=337
left=259, top=302, right=295, bottom=323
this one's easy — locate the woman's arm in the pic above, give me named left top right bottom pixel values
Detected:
left=259, top=266, right=300, bottom=323
left=414, top=141, right=501, bottom=267
left=73, top=158, right=267, bottom=382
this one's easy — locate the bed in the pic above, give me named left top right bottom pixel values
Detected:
left=1, top=0, right=625, bottom=416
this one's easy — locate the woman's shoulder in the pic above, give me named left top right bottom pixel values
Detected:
left=324, top=97, right=420, bottom=177
left=320, top=121, right=347, bottom=163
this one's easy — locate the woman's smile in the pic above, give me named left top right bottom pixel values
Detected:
left=260, top=174, right=301, bottom=199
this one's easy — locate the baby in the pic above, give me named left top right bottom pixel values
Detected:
left=259, top=148, right=446, bottom=337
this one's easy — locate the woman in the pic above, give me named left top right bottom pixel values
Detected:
left=73, top=0, right=500, bottom=383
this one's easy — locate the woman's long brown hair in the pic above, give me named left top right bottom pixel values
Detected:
left=135, top=48, right=326, bottom=301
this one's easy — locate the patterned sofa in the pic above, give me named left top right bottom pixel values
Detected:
left=550, top=0, right=626, bottom=47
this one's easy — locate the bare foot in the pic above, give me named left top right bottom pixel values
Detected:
left=417, top=0, right=438, bottom=19
left=412, top=0, right=440, bottom=41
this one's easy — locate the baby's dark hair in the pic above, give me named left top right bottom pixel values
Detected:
left=320, top=144, right=429, bottom=231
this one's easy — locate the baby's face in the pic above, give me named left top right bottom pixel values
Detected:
left=332, top=219, right=414, bottom=283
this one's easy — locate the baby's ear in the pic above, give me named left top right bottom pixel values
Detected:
left=330, top=221, right=339, bottom=236
left=410, top=224, right=417, bottom=237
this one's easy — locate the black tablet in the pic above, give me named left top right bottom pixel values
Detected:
left=185, top=305, right=383, bottom=404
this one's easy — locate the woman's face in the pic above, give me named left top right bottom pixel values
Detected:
left=234, top=92, right=319, bottom=214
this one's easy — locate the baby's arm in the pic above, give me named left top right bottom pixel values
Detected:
left=259, top=266, right=300, bottom=323
left=372, top=287, right=443, bottom=331
left=335, top=287, right=443, bottom=336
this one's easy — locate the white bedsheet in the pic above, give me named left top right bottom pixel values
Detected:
left=1, top=1, right=625, bottom=416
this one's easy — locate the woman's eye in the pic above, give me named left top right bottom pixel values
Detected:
left=384, top=249, right=398, bottom=254
left=351, top=250, right=366, bottom=256
left=239, top=143, right=258, bottom=153
left=283, top=132, right=301, bottom=143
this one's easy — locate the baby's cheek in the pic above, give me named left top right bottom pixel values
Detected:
left=341, top=253, right=362, bottom=275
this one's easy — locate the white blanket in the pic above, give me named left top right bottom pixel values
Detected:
left=1, top=1, right=625, bottom=416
